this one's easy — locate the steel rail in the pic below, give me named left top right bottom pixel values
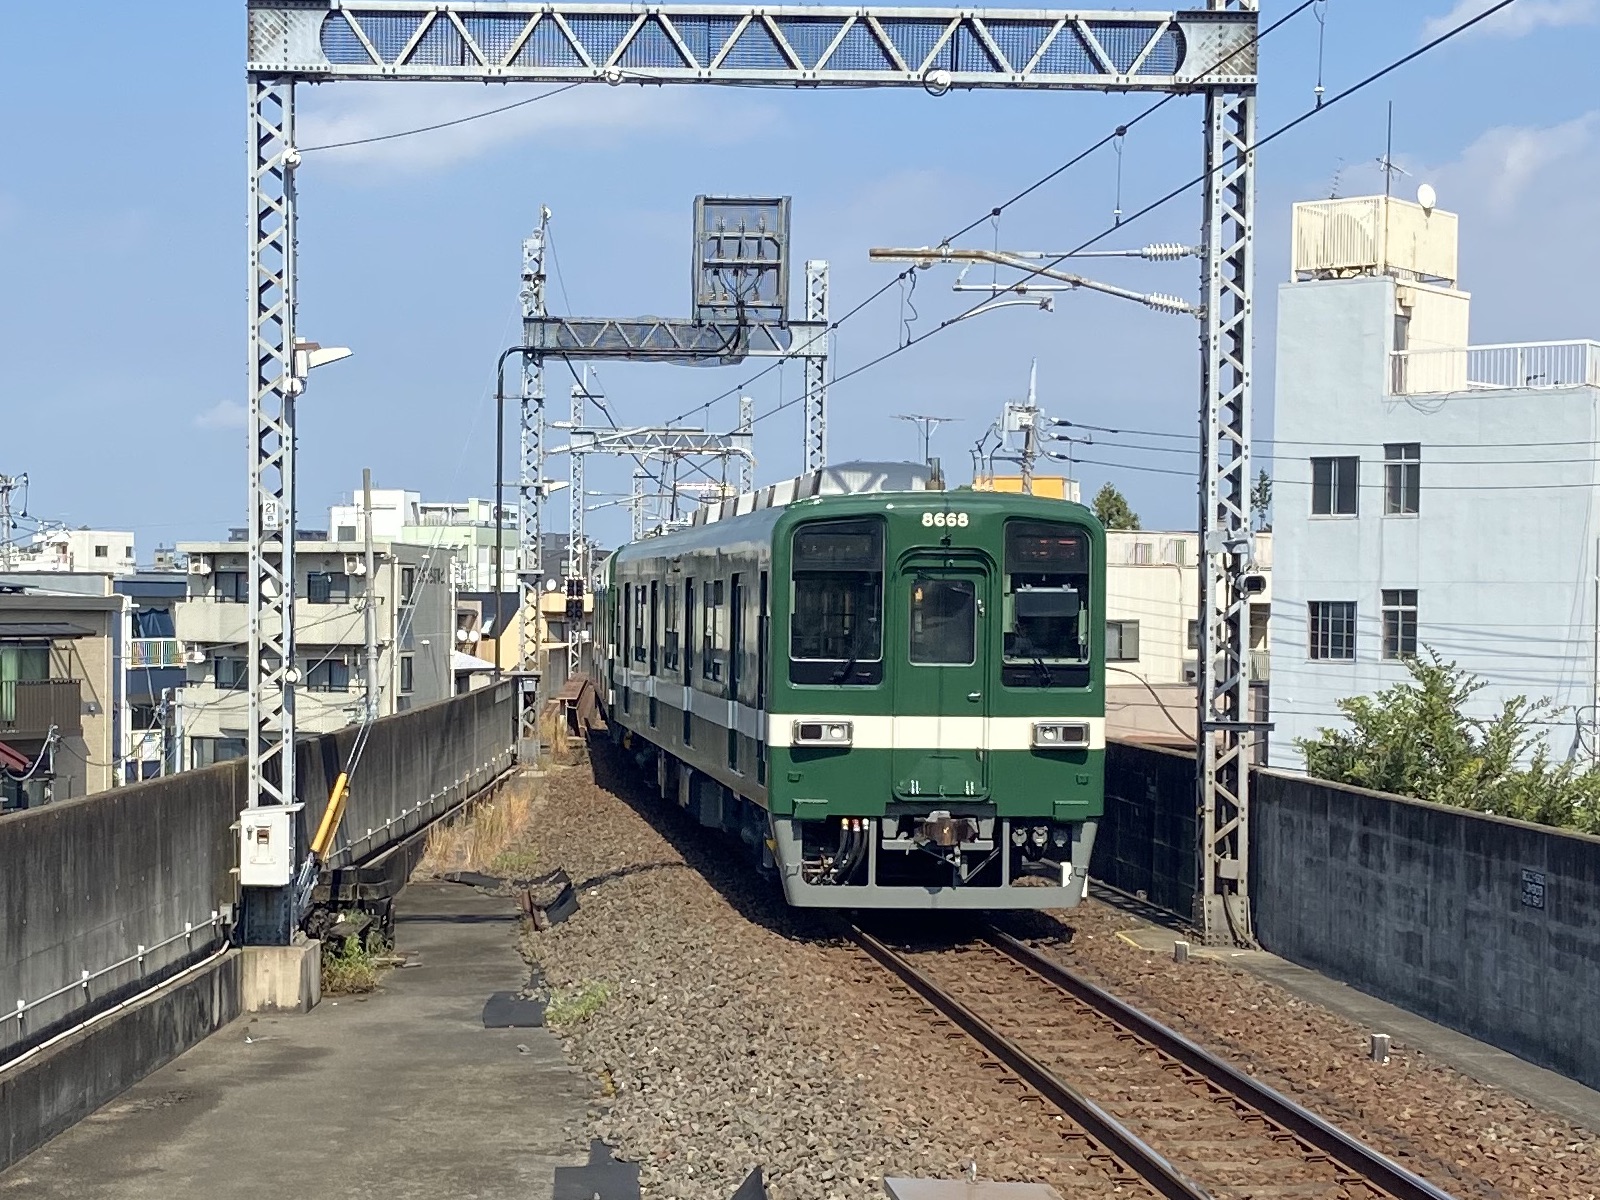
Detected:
left=981, top=927, right=1461, bottom=1200
left=842, top=922, right=1211, bottom=1200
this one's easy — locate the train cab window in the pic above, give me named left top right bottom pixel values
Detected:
left=1003, top=521, right=1091, bottom=688
left=909, top=577, right=977, bottom=666
left=789, top=518, right=884, bottom=686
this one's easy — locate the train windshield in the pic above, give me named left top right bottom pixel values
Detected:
left=789, top=519, right=884, bottom=685
left=1003, top=521, right=1090, bottom=687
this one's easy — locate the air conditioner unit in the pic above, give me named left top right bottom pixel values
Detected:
left=188, top=558, right=212, bottom=576
left=184, top=649, right=208, bottom=666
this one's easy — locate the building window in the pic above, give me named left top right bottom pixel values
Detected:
left=191, top=737, right=247, bottom=767
left=337, top=525, right=357, bottom=542
left=1382, top=589, right=1418, bottom=659
left=1311, top=456, right=1359, bottom=516
left=124, top=545, right=133, bottom=559
left=1106, top=620, right=1140, bottom=662
left=1308, top=601, right=1357, bottom=661
left=214, top=571, right=248, bottom=603
left=1131, top=542, right=1153, bottom=565
left=401, top=566, right=417, bottom=602
left=1186, top=619, right=1200, bottom=651
left=399, top=654, right=414, bottom=694
left=306, top=571, right=351, bottom=604
left=306, top=659, right=351, bottom=692
left=94, top=545, right=108, bottom=558
left=1384, top=444, right=1420, bottom=515
left=215, top=656, right=248, bottom=690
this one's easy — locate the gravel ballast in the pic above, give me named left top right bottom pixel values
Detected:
left=514, top=746, right=1599, bottom=1200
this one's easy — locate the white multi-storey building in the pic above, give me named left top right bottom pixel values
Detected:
left=173, top=539, right=454, bottom=766
left=329, top=490, right=522, bottom=593
left=5, top=529, right=136, bottom=576
left=1270, top=193, right=1600, bottom=770
left=1101, top=529, right=1271, bottom=746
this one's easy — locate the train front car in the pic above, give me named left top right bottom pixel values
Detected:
left=769, top=490, right=1105, bottom=909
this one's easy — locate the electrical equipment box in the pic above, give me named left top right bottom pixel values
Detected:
left=238, top=804, right=303, bottom=888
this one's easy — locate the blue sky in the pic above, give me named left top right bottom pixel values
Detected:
left=1, top=0, right=1597, bottom=553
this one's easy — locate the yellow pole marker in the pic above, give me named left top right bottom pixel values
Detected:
left=310, top=772, right=350, bottom=860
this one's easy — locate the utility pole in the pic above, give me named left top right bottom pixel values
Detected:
left=361, top=468, right=379, bottom=723
left=1019, top=361, right=1040, bottom=495
left=893, top=414, right=953, bottom=467
left=0, top=473, right=27, bottom=569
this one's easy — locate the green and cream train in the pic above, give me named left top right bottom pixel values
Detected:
left=592, top=462, right=1106, bottom=910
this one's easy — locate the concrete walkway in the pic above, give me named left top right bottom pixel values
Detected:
left=0, top=881, right=590, bottom=1199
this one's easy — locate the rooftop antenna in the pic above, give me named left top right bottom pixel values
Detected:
left=893, top=413, right=955, bottom=467
left=1377, top=101, right=1408, bottom=198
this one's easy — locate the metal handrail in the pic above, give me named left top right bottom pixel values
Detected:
left=5, top=910, right=225, bottom=1030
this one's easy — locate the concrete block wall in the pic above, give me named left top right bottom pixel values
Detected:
left=1252, top=769, right=1600, bottom=1091
left=1094, top=741, right=1199, bottom=918
left=0, top=761, right=243, bottom=1064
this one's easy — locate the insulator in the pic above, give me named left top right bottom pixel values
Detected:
left=1142, top=242, right=1193, bottom=261
left=1143, top=293, right=1195, bottom=315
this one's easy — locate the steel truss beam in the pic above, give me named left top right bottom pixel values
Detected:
left=1195, top=0, right=1256, bottom=946
left=565, top=426, right=754, bottom=458
left=523, top=315, right=802, bottom=365
left=248, top=4, right=1256, bottom=90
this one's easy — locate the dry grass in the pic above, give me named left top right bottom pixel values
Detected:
left=545, top=980, right=614, bottom=1027
left=417, top=771, right=543, bottom=877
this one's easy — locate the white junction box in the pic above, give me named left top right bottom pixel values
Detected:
left=239, top=804, right=303, bottom=887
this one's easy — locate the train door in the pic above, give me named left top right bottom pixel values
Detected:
left=891, top=559, right=991, bottom=800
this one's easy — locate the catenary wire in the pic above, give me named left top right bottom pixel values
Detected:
left=298, top=84, right=584, bottom=153
left=669, top=1, right=1317, bottom=428
left=752, top=0, right=1526, bottom=429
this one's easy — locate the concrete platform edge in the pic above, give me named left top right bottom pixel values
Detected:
left=0, top=948, right=242, bottom=1173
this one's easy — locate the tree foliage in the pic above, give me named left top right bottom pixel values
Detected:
left=1092, top=482, right=1141, bottom=530
left=1296, top=649, right=1600, bottom=834
left=1251, top=470, right=1272, bottom=532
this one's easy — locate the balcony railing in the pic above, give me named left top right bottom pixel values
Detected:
left=129, top=637, right=185, bottom=669
left=0, top=679, right=84, bottom=739
left=1391, top=340, right=1600, bottom=396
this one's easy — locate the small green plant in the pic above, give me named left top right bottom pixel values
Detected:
left=320, top=928, right=390, bottom=995
left=546, top=981, right=614, bottom=1027
left=489, top=844, right=540, bottom=880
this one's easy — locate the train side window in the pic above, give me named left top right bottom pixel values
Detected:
left=702, top=578, right=725, bottom=683
left=663, top=582, right=680, bottom=672
left=1003, top=521, right=1092, bottom=688
left=789, top=518, right=884, bottom=686
left=621, top=583, right=631, bottom=665
left=649, top=581, right=659, bottom=675
left=632, top=584, right=647, bottom=663
left=757, top=571, right=769, bottom=784
left=684, top=579, right=695, bottom=685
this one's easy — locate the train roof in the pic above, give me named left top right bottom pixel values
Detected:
left=607, top=461, right=1098, bottom=565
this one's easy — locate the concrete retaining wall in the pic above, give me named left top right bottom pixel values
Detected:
left=0, top=684, right=516, bottom=1096
left=0, top=951, right=241, bottom=1172
left=1095, top=741, right=1199, bottom=918
left=1252, top=769, right=1600, bottom=1091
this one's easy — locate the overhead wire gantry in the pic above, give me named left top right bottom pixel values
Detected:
left=244, top=0, right=1261, bottom=945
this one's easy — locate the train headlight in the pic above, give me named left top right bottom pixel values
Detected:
left=1030, top=824, right=1049, bottom=848
left=794, top=720, right=853, bottom=747
left=1033, top=721, right=1089, bottom=749
left=1010, top=825, right=1027, bottom=847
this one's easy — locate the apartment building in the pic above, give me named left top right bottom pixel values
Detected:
left=0, top=585, right=122, bottom=807
left=1101, top=529, right=1272, bottom=746
left=1270, top=193, right=1600, bottom=769
left=5, top=529, right=136, bottom=576
left=173, top=539, right=453, bottom=766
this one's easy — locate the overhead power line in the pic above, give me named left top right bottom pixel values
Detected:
left=753, top=0, right=1526, bottom=428
left=299, top=83, right=584, bottom=153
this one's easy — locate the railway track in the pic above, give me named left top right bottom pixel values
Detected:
left=844, top=922, right=1461, bottom=1200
